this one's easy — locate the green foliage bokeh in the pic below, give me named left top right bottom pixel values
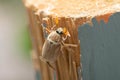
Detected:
left=18, top=26, right=32, bottom=58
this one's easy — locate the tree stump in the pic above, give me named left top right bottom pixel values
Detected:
left=23, top=0, right=120, bottom=80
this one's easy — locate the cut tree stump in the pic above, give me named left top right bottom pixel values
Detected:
left=23, top=0, right=120, bottom=80
left=28, top=9, right=83, bottom=80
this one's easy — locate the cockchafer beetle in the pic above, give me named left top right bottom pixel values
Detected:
left=40, top=18, right=77, bottom=69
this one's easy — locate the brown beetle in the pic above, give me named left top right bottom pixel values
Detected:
left=40, top=18, right=77, bottom=69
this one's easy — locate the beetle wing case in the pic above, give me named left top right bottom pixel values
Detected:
left=41, top=40, right=61, bottom=63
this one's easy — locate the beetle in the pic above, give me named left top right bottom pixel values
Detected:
left=40, top=18, right=77, bottom=69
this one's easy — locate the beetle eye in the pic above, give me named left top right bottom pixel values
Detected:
left=56, top=30, right=63, bottom=34
left=56, top=28, right=64, bottom=35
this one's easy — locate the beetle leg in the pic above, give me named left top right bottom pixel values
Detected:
left=41, top=24, right=51, bottom=34
left=62, top=36, right=68, bottom=41
left=46, top=62, right=55, bottom=70
left=39, top=56, right=46, bottom=62
left=60, top=44, right=65, bottom=54
left=39, top=56, right=55, bottom=70
left=61, top=41, right=78, bottom=47
left=51, top=25, right=56, bottom=30
left=64, top=43, right=77, bottom=47
left=60, top=43, right=67, bottom=58
left=45, top=28, right=51, bottom=34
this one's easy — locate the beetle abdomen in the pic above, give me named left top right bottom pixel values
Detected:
left=41, top=40, right=61, bottom=63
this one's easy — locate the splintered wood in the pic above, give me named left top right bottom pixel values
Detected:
left=37, top=13, right=82, bottom=80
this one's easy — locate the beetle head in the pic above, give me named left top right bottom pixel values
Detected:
left=56, top=27, right=70, bottom=37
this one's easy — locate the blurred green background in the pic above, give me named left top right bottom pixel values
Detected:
left=0, top=0, right=34, bottom=80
